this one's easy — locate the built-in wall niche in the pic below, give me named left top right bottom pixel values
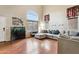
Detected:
left=12, top=17, right=23, bottom=27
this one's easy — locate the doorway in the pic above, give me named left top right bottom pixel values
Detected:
left=0, top=16, right=6, bottom=42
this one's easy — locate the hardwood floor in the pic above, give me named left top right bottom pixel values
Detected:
left=0, top=39, right=26, bottom=54
left=0, top=38, right=58, bottom=54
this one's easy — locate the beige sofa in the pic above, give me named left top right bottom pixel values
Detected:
left=35, top=33, right=60, bottom=39
left=35, top=33, right=46, bottom=39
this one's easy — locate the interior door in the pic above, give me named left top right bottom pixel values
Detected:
left=0, top=16, right=6, bottom=42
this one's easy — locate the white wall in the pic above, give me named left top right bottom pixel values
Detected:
left=43, top=5, right=73, bottom=33
left=0, top=5, right=43, bottom=41
left=0, top=5, right=75, bottom=41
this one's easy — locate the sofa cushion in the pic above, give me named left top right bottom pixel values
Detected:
left=52, top=30, right=60, bottom=35
left=69, top=31, right=78, bottom=36
left=76, top=32, right=79, bottom=36
left=49, top=30, right=52, bottom=34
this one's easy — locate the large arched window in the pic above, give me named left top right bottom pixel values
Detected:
left=27, top=10, right=38, bottom=33
left=27, top=10, right=38, bottom=21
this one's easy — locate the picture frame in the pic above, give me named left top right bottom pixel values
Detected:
left=44, top=14, right=50, bottom=22
left=12, top=17, right=23, bottom=26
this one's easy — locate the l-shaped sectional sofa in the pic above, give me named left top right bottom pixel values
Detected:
left=35, top=30, right=60, bottom=40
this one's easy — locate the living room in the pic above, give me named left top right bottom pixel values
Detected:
left=0, top=5, right=79, bottom=54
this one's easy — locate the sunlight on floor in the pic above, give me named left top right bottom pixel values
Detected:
left=26, top=39, right=39, bottom=54
left=25, top=38, right=58, bottom=54
left=41, top=40, right=50, bottom=51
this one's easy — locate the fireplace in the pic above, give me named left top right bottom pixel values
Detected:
left=11, top=27, right=26, bottom=40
